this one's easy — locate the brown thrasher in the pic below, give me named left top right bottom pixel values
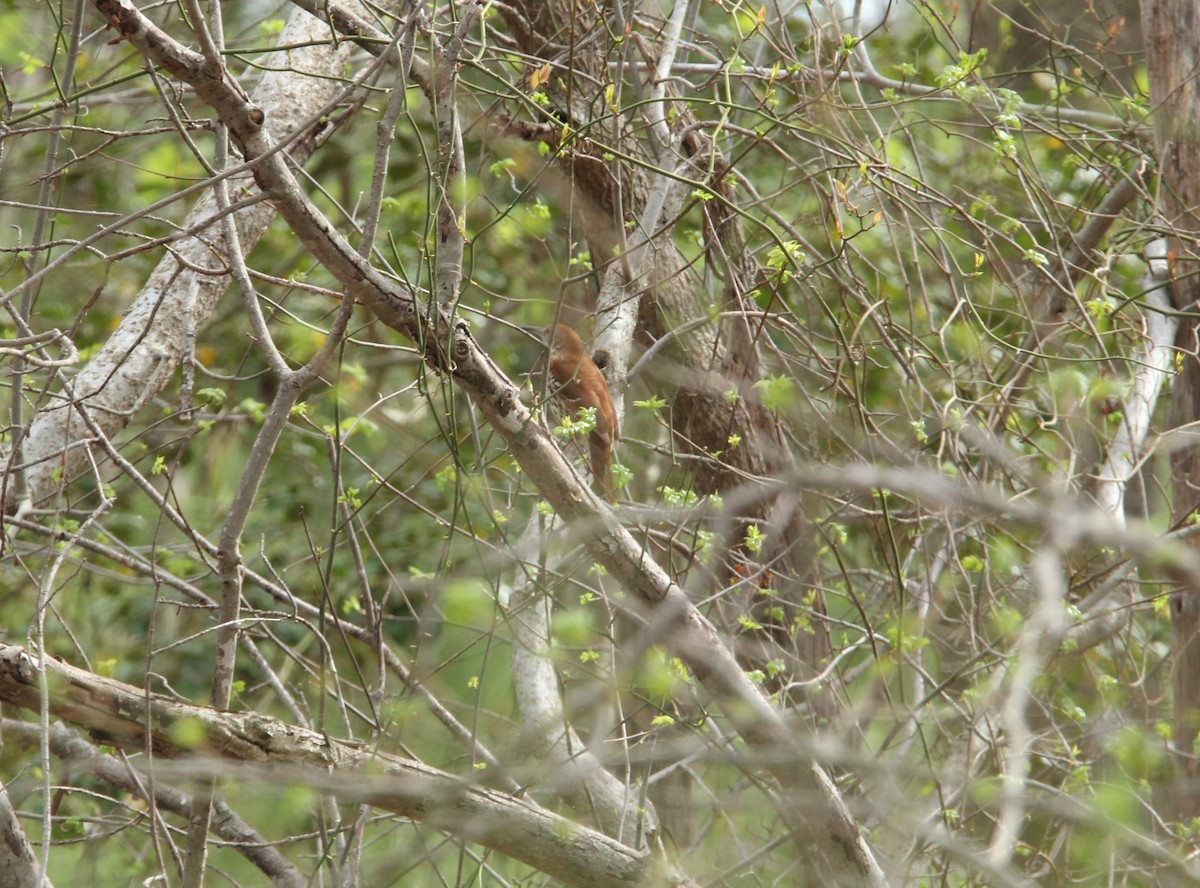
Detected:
left=538, top=323, right=618, bottom=501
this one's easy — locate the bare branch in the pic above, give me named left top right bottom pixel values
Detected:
left=0, top=643, right=666, bottom=888
left=0, top=780, right=52, bottom=888
left=1, top=719, right=305, bottom=888
left=89, top=2, right=882, bottom=880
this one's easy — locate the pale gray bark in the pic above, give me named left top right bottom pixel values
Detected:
left=508, top=520, right=660, bottom=848
left=0, top=781, right=52, bottom=888
left=5, top=6, right=361, bottom=509
left=0, top=643, right=665, bottom=888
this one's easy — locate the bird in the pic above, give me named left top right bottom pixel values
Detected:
left=538, top=323, right=619, bottom=501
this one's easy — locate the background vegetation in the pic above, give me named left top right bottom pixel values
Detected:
left=1, top=0, right=1196, bottom=885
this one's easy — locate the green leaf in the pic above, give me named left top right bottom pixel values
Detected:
left=753, top=375, right=796, bottom=414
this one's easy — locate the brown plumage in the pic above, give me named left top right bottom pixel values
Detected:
left=546, top=323, right=618, bottom=501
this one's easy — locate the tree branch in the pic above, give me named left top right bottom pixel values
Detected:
left=0, top=779, right=52, bottom=888
left=1, top=718, right=304, bottom=888
left=87, top=2, right=883, bottom=881
left=0, top=643, right=665, bottom=888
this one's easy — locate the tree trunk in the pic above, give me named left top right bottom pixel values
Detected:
left=1142, top=0, right=1200, bottom=817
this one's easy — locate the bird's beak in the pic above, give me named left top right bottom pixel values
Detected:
left=521, top=325, right=547, bottom=343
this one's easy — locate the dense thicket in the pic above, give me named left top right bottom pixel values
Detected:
left=0, top=2, right=1196, bottom=885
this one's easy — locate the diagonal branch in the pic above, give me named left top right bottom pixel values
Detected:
left=88, top=2, right=883, bottom=882
left=0, top=779, right=52, bottom=888
left=0, top=643, right=659, bottom=888
left=1, top=718, right=304, bottom=888
left=4, top=6, right=364, bottom=512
